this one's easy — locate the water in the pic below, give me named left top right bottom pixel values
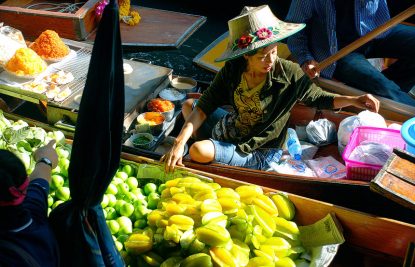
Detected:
left=286, top=128, right=302, bottom=160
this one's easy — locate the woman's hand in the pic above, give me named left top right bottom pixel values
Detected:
left=301, top=60, right=320, bottom=79
left=34, top=140, right=58, bottom=169
left=333, top=94, right=380, bottom=112
left=160, top=105, right=207, bottom=173
left=160, top=142, right=185, bottom=173
left=30, top=140, right=58, bottom=183
left=352, top=94, right=380, bottom=113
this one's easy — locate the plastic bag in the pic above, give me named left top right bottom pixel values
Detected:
left=387, top=123, right=402, bottom=130
left=0, top=24, right=27, bottom=66
left=305, top=156, right=346, bottom=179
left=269, top=156, right=317, bottom=177
left=348, top=141, right=392, bottom=165
left=301, top=141, right=319, bottom=160
left=306, top=119, right=337, bottom=146
left=358, top=110, right=386, bottom=128
left=337, top=110, right=387, bottom=154
left=295, top=124, right=309, bottom=142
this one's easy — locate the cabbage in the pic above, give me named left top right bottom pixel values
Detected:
left=27, top=127, right=47, bottom=148
left=0, top=110, right=12, bottom=130
left=17, top=140, right=32, bottom=153
left=12, top=120, right=29, bottom=130
left=2, top=126, right=30, bottom=144
left=47, top=130, right=66, bottom=145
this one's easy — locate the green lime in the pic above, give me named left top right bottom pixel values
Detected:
left=143, top=183, right=157, bottom=195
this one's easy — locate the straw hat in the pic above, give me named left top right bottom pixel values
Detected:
left=215, top=5, right=305, bottom=62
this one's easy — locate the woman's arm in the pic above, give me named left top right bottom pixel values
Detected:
left=162, top=107, right=207, bottom=173
left=333, top=94, right=380, bottom=112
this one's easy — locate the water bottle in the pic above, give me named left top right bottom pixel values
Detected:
left=286, top=128, right=302, bottom=160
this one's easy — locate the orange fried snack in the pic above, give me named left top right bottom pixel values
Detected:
left=147, top=98, right=174, bottom=112
left=5, top=47, right=47, bottom=76
left=143, top=112, right=165, bottom=125
left=30, top=30, right=70, bottom=60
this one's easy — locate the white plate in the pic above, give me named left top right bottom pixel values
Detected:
left=4, top=67, right=46, bottom=80
left=159, top=88, right=186, bottom=102
left=39, top=46, right=73, bottom=63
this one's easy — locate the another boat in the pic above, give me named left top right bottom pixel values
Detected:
left=121, top=153, right=415, bottom=267
left=178, top=103, right=415, bottom=224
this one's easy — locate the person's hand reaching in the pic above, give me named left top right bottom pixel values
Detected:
left=34, top=140, right=58, bottom=169
left=160, top=141, right=185, bottom=173
left=301, top=60, right=320, bottom=79
left=353, top=94, right=380, bottom=113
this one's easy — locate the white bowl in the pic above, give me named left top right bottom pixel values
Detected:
left=159, top=88, right=186, bottom=109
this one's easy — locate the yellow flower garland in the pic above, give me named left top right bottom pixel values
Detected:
left=118, top=0, right=140, bottom=26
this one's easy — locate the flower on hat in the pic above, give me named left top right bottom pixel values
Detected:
left=232, top=26, right=279, bottom=51
left=237, top=34, right=254, bottom=49
left=256, top=28, right=273, bottom=39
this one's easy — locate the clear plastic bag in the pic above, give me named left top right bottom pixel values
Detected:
left=269, top=156, right=317, bottom=177
left=349, top=141, right=393, bottom=165
left=305, top=156, right=346, bottom=179
left=301, top=141, right=319, bottom=160
left=0, top=24, right=27, bottom=66
left=306, top=119, right=337, bottom=146
left=337, top=111, right=387, bottom=154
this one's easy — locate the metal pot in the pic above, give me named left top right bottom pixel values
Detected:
left=170, top=76, right=197, bottom=93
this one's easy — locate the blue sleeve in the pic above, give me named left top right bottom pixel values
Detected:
left=285, top=0, right=315, bottom=66
left=23, top=179, right=50, bottom=220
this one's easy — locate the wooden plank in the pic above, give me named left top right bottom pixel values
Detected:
left=316, top=77, right=415, bottom=122
left=387, top=156, right=415, bottom=186
left=86, top=6, right=206, bottom=48
left=0, top=0, right=99, bottom=40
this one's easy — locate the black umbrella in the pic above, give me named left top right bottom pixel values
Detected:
left=49, top=0, right=125, bottom=265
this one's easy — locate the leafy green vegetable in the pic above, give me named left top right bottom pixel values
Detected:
left=133, top=135, right=152, bottom=145
left=27, top=127, right=47, bottom=148
left=2, top=126, right=30, bottom=144
left=17, top=140, right=32, bottom=153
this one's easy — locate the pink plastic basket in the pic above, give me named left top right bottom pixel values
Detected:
left=342, top=126, right=406, bottom=181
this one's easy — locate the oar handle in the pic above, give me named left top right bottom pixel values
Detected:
left=318, top=5, right=415, bottom=70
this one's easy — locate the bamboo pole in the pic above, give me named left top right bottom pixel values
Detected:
left=318, top=5, right=415, bottom=70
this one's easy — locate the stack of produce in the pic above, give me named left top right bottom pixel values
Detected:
left=29, top=30, right=70, bottom=60
left=5, top=47, right=47, bottom=77
left=0, top=111, right=313, bottom=267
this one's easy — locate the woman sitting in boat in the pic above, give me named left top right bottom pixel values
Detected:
left=161, top=5, right=379, bottom=173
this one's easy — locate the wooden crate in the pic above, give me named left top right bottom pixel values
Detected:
left=371, top=148, right=415, bottom=211
left=0, top=0, right=100, bottom=41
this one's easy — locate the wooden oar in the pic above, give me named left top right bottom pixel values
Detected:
left=318, top=5, right=415, bottom=71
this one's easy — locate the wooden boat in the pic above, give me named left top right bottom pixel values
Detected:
left=121, top=153, right=415, bottom=267
left=177, top=103, right=415, bottom=224
left=3, top=102, right=414, bottom=267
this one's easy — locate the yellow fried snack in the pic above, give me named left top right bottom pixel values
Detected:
left=5, top=47, right=47, bottom=76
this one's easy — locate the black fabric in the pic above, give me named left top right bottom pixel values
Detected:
left=335, top=0, right=360, bottom=49
left=48, top=0, right=125, bottom=265
left=0, top=239, right=41, bottom=267
left=0, top=180, right=59, bottom=267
